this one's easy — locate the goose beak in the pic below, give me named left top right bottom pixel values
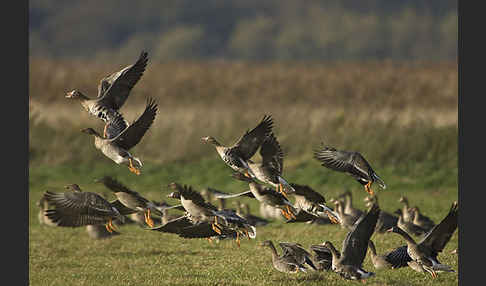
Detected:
left=65, top=91, right=74, bottom=98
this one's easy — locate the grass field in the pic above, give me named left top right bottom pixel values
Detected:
left=29, top=60, right=458, bottom=285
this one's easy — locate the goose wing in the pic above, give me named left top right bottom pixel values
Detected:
left=419, top=201, right=458, bottom=257
left=111, top=98, right=157, bottom=150
left=340, top=203, right=380, bottom=267
left=97, top=51, right=148, bottom=109
left=231, top=115, right=274, bottom=160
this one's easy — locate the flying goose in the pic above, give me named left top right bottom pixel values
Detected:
left=81, top=98, right=157, bottom=175
left=43, top=184, right=136, bottom=233
left=230, top=172, right=297, bottom=220
left=313, top=144, right=386, bottom=195
left=290, top=183, right=339, bottom=224
left=201, top=115, right=274, bottom=178
left=167, top=183, right=231, bottom=236
left=385, top=201, right=458, bottom=278
left=322, top=202, right=380, bottom=281
left=95, top=176, right=163, bottom=227
left=261, top=240, right=316, bottom=273
left=246, top=132, right=295, bottom=197
left=66, top=51, right=148, bottom=138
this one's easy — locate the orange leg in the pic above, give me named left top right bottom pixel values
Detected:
left=286, top=206, right=296, bottom=219
left=235, top=232, right=241, bottom=248
left=103, top=124, right=109, bottom=138
left=364, top=182, right=374, bottom=195
left=326, top=211, right=339, bottom=224
left=145, top=209, right=155, bottom=227
left=128, top=158, right=141, bottom=175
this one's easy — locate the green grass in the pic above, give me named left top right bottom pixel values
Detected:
left=29, top=158, right=458, bottom=286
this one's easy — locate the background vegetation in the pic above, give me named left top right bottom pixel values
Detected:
left=30, top=0, right=457, bottom=61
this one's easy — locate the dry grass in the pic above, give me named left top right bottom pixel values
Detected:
left=29, top=59, right=457, bottom=167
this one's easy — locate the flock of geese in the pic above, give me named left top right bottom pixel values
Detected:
left=37, top=51, right=458, bottom=282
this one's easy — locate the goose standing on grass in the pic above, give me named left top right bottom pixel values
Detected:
left=81, top=98, right=157, bottom=175
left=338, top=190, right=364, bottom=219
left=398, top=196, right=415, bottom=223
left=201, top=115, right=274, bottom=178
left=313, top=144, right=386, bottom=195
left=261, top=240, right=316, bottom=273
left=385, top=201, right=458, bottom=278
left=310, top=244, right=333, bottom=271
left=95, top=176, right=163, bottom=227
left=321, top=202, right=380, bottom=281
left=367, top=240, right=393, bottom=270
left=246, top=132, right=295, bottom=197
left=394, top=209, right=428, bottom=237
left=65, top=51, right=148, bottom=138
left=43, top=184, right=136, bottom=233
left=411, top=207, right=436, bottom=232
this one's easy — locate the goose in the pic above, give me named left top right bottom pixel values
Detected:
left=238, top=202, right=269, bottom=227
left=395, top=209, right=428, bottom=237
left=201, top=115, right=273, bottom=178
left=167, top=183, right=230, bottom=236
left=313, top=144, right=386, bottom=195
left=385, top=201, right=458, bottom=278
left=364, top=195, right=398, bottom=233
left=95, top=176, right=163, bottom=227
left=230, top=172, right=297, bottom=220
left=246, top=132, right=295, bottom=197
left=81, top=98, right=157, bottom=175
left=322, top=202, right=380, bottom=281
left=338, top=190, right=364, bottom=218
left=261, top=240, right=316, bottom=273
left=290, top=183, right=339, bottom=224
left=43, top=184, right=136, bottom=233
left=333, top=200, right=360, bottom=230
left=398, top=196, right=415, bottom=223
left=309, top=244, right=333, bottom=271
left=368, top=240, right=393, bottom=270
left=37, top=195, right=57, bottom=226
left=411, top=207, right=435, bottom=232
left=66, top=51, right=148, bottom=138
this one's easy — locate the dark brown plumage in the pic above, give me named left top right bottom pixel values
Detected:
left=323, top=202, right=380, bottom=281
left=313, top=144, right=386, bottom=195
left=43, top=184, right=135, bottom=232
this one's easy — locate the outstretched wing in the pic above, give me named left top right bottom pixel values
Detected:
left=146, top=215, right=194, bottom=234
left=98, top=51, right=149, bottom=109
left=419, top=201, right=458, bottom=256
left=290, top=183, right=326, bottom=204
left=112, top=98, right=157, bottom=150
left=43, top=190, right=116, bottom=227
left=231, top=115, right=274, bottom=160
left=260, top=132, right=284, bottom=175
left=313, top=145, right=355, bottom=173
left=340, top=203, right=380, bottom=267
left=207, top=188, right=255, bottom=199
